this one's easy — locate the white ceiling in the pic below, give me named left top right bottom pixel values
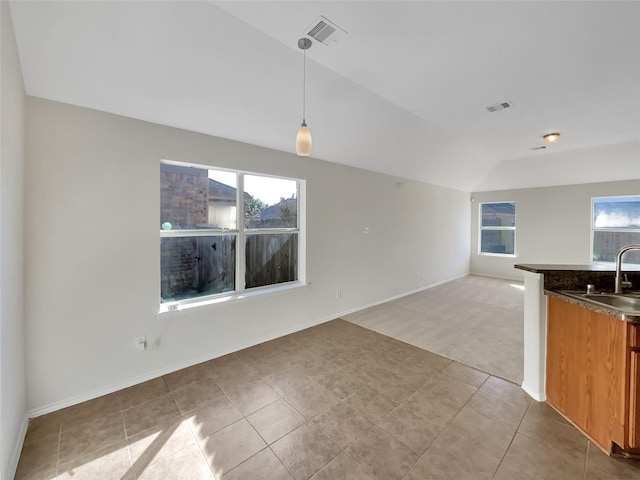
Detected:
left=9, top=0, right=640, bottom=192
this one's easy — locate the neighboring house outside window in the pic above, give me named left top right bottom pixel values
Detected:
left=479, top=202, right=516, bottom=256
left=592, top=195, right=640, bottom=265
left=160, top=161, right=305, bottom=309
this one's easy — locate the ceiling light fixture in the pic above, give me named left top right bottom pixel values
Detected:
left=543, top=132, right=560, bottom=145
left=296, top=38, right=313, bottom=156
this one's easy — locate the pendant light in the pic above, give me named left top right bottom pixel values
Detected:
left=296, top=38, right=313, bottom=156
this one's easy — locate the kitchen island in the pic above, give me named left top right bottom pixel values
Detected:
left=515, top=263, right=640, bottom=456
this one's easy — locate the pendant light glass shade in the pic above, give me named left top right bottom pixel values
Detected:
left=296, top=121, right=312, bottom=156
left=296, top=38, right=312, bottom=156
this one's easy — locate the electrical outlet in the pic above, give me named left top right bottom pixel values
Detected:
left=152, top=337, right=161, bottom=349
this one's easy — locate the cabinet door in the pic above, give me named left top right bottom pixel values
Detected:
left=547, top=297, right=627, bottom=450
left=630, top=351, right=640, bottom=448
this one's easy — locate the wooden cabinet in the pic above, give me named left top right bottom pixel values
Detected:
left=546, top=297, right=640, bottom=454
left=631, top=350, right=640, bottom=448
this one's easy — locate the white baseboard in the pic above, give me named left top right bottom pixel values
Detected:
left=521, top=382, right=546, bottom=402
left=27, top=273, right=469, bottom=418
left=7, top=413, right=29, bottom=480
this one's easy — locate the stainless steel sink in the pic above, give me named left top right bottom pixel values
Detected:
left=561, top=291, right=640, bottom=315
left=583, top=294, right=640, bottom=310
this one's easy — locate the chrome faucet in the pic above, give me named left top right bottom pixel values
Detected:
left=614, top=244, right=640, bottom=293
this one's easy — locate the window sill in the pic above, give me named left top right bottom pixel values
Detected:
left=156, top=282, right=309, bottom=316
left=478, top=252, right=517, bottom=258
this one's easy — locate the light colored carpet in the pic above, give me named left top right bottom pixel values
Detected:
left=343, top=274, right=524, bottom=384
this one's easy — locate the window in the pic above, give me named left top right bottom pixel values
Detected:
left=479, top=202, right=516, bottom=255
left=160, top=161, right=304, bottom=308
left=592, top=195, right=640, bottom=265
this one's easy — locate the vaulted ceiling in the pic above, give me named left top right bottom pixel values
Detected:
left=9, top=1, right=640, bottom=191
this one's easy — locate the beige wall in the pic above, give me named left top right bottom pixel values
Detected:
left=470, top=180, right=640, bottom=279
left=1, top=2, right=27, bottom=477
left=25, top=97, right=471, bottom=412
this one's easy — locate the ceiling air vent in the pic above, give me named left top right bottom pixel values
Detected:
left=306, top=16, right=347, bottom=45
left=486, top=101, right=512, bottom=113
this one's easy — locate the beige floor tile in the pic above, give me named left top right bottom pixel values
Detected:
left=465, top=389, right=528, bottom=427
left=517, top=406, right=588, bottom=463
left=413, top=373, right=477, bottom=405
left=184, top=396, right=243, bottom=441
left=432, top=407, right=517, bottom=460
left=346, top=426, right=419, bottom=480
left=117, top=377, right=170, bottom=410
left=497, top=432, right=585, bottom=479
left=405, top=441, right=500, bottom=480
left=525, top=399, right=573, bottom=426
left=440, top=361, right=489, bottom=387
left=127, top=418, right=195, bottom=467
left=224, top=379, right=281, bottom=415
left=163, top=363, right=211, bottom=391
left=208, top=362, right=262, bottom=389
left=134, top=444, right=214, bottom=480
left=377, top=394, right=461, bottom=455
left=13, top=438, right=58, bottom=480
left=58, top=412, right=126, bottom=464
left=584, top=466, right=620, bottom=479
left=479, top=376, right=531, bottom=408
left=23, top=413, right=61, bottom=444
left=59, top=393, right=121, bottom=432
left=171, top=378, right=225, bottom=413
left=310, top=453, right=376, bottom=480
left=246, top=398, right=306, bottom=444
left=405, top=348, right=453, bottom=374
left=222, top=448, right=293, bottom=480
left=312, top=401, right=373, bottom=449
left=199, top=419, right=266, bottom=476
left=271, top=423, right=341, bottom=480
left=585, top=442, right=640, bottom=479
left=283, top=381, right=340, bottom=420
left=314, top=369, right=366, bottom=399
left=122, top=394, right=180, bottom=437
left=57, top=441, right=131, bottom=480
left=263, top=369, right=314, bottom=397
left=344, top=385, right=396, bottom=422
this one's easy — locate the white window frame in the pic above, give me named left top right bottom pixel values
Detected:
left=591, top=195, right=640, bottom=265
left=159, top=159, right=306, bottom=313
left=478, top=201, right=516, bottom=257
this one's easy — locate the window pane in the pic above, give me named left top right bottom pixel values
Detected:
left=244, top=175, right=297, bottom=228
left=161, top=163, right=237, bottom=230
left=246, top=234, right=298, bottom=289
left=593, top=196, right=640, bottom=229
left=161, top=235, right=235, bottom=302
left=481, top=230, right=515, bottom=255
left=593, top=231, right=640, bottom=264
left=481, top=202, right=515, bottom=227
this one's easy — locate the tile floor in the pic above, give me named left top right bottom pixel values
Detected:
left=345, top=275, right=525, bottom=383
left=15, top=319, right=640, bottom=480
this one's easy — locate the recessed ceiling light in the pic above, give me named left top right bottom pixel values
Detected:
left=543, top=133, right=560, bottom=144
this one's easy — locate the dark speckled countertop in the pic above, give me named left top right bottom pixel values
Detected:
left=514, top=263, right=640, bottom=321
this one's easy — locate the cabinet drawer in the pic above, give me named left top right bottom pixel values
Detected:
left=631, top=325, right=640, bottom=349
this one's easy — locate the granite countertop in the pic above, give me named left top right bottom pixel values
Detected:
left=514, top=263, right=640, bottom=322
left=545, top=289, right=640, bottom=322
left=515, top=264, right=640, bottom=274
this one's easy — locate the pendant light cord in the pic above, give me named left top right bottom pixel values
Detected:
left=302, top=47, right=307, bottom=124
